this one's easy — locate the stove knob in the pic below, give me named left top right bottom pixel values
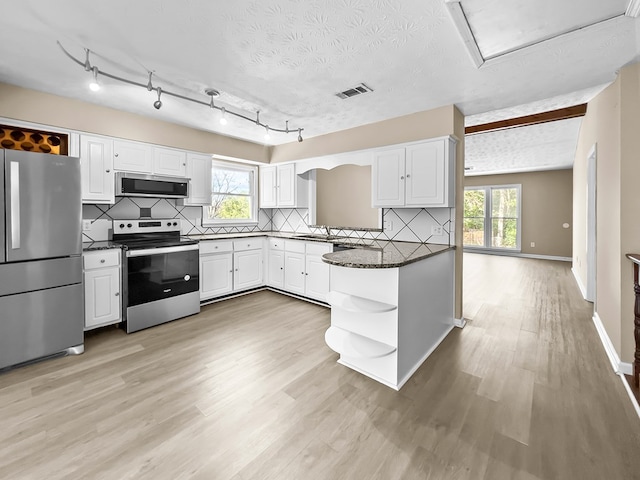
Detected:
left=127, top=223, right=132, bottom=228
left=119, top=223, right=125, bottom=229
left=173, top=222, right=178, bottom=226
left=167, top=222, right=172, bottom=227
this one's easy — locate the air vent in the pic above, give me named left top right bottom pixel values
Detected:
left=336, top=83, right=373, bottom=99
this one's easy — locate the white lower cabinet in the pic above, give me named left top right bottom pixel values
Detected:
left=83, top=249, right=121, bottom=330
left=267, top=238, right=285, bottom=289
left=200, top=251, right=233, bottom=300
left=279, top=240, right=331, bottom=302
left=199, top=239, right=264, bottom=301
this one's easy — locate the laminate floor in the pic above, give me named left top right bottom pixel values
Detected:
left=1, top=253, right=639, bottom=479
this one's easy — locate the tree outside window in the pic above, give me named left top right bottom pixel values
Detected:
left=464, top=185, right=520, bottom=250
left=203, top=161, right=257, bottom=225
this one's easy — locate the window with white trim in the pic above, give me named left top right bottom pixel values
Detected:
left=202, top=161, right=258, bottom=226
left=463, top=185, right=521, bottom=250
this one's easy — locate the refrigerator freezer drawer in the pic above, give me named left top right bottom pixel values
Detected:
left=0, top=283, right=83, bottom=370
left=0, top=256, right=81, bottom=297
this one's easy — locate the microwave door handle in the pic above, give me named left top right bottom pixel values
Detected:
left=9, top=161, right=20, bottom=249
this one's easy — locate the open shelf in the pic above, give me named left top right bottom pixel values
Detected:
left=325, top=326, right=396, bottom=359
left=326, top=291, right=396, bottom=314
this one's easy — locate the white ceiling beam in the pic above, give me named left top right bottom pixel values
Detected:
left=444, top=0, right=484, bottom=68
left=626, top=0, right=640, bottom=17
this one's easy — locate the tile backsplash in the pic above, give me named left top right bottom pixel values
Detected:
left=82, top=197, right=453, bottom=245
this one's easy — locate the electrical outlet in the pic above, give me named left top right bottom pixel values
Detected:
left=384, top=220, right=393, bottom=231
left=431, top=225, right=443, bottom=236
left=530, top=242, right=535, bottom=248
left=82, top=220, right=92, bottom=231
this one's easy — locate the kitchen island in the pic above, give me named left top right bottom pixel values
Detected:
left=322, top=242, right=455, bottom=390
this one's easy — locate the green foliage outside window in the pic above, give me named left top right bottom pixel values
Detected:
left=464, top=186, right=519, bottom=249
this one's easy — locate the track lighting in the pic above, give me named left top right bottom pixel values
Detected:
left=60, top=42, right=305, bottom=142
left=153, top=87, right=162, bottom=110
left=89, top=66, right=100, bottom=92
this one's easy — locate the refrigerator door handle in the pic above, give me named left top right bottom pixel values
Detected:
left=10, top=161, right=20, bottom=249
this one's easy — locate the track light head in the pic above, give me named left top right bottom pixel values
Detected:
left=220, top=107, right=228, bottom=125
left=89, top=66, right=100, bottom=92
left=264, top=125, right=270, bottom=141
left=298, top=128, right=303, bottom=142
left=153, top=87, right=162, bottom=109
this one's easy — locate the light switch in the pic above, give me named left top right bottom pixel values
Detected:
left=82, top=220, right=92, bottom=231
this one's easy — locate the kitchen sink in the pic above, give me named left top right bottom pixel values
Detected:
left=293, top=234, right=337, bottom=240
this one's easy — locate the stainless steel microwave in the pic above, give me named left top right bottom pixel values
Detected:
left=115, top=172, right=189, bottom=198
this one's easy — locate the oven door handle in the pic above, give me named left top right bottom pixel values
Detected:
left=126, top=244, right=200, bottom=257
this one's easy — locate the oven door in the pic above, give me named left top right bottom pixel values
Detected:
left=125, top=244, right=199, bottom=307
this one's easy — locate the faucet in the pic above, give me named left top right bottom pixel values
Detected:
left=324, top=225, right=331, bottom=237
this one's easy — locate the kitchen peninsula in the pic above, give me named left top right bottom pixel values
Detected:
left=322, top=242, right=455, bottom=390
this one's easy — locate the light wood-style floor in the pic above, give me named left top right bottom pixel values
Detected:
left=1, top=253, right=639, bottom=479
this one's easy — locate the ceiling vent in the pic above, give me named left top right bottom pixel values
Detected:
left=336, top=83, right=373, bottom=99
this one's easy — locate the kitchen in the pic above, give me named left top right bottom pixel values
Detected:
left=2, top=1, right=640, bottom=479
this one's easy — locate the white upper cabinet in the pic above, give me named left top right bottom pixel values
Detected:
left=181, top=153, right=212, bottom=206
left=80, top=134, right=115, bottom=204
left=153, top=147, right=187, bottom=177
left=372, top=136, right=456, bottom=208
left=259, top=163, right=308, bottom=208
left=372, top=147, right=405, bottom=207
left=113, top=139, right=153, bottom=173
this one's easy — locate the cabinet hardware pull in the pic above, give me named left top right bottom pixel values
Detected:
left=115, top=292, right=119, bottom=296
left=115, top=153, right=119, bottom=157
left=100, top=259, right=105, bottom=263
left=400, top=176, right=404, bottom=180
left=406, top=174, right=411, bottom=178
left=106, top=169, right=110, bottom=173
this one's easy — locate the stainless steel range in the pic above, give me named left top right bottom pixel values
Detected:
left=112, top=219, right=200, bottom=333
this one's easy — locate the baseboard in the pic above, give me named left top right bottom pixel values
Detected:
left=572, top=267, right=588, bottom=300
left=620, top=374, right=640, bottom=418
left=454, top=317, right=467, bottom=328
left=592, top=311, right=623, bottom=374
left=464, top=249, right=571, bottom=262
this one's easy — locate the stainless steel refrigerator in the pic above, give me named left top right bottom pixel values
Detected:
left=0, top=149, right=84, bottom=370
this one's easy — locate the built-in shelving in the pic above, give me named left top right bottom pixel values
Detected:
left=325, top=326, right=396, bottom=359
left=326, top=291, right=397, bottom=314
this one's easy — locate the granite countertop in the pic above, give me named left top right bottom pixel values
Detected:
left=321, top=241, right=455, bottom=269
left=82, top=240, right=123, bottom=252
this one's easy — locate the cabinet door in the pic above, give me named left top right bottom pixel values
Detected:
left=153, top=147, right=187, bottom=177
left=84, top=266, right=120, bottom=329
left=200, top=253, right=233, bottom=300
left=113, top=140, right=153, bottom=173
left=234, top=249, right=263, bottom=291
left=183, top=153, right=212, bottom=206
left=372, top=148, right=405, bottom=207
left=268, top=249, right=285, bottom=289
left=405, top=140, right=446, bottom=207
left=284, top=251, right=305, bottom=295
left=305, top=255, right=330, bottom=302
left=80, top=135, right=114, bottom=204
left=277, top=163, right=296, bottom=207
left=259, top=166, right=277, bottom=208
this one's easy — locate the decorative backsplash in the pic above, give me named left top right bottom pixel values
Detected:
left=82, top=197, right=452, bottom=245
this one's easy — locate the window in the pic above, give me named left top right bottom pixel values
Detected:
left=202, top=161, right=258, bottom=225
left=463, top=185, right=521, bottom=250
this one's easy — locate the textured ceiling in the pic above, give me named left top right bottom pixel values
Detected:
left=0, top=0, right=638, bottom=174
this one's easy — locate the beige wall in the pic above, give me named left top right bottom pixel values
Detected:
left=0, top=82, right=270, bottom=163
left=271, top=105, right=458, bottom=163
left=573, top=63, right=640, bottom=365
left=465, top=169, right=573, bottom=258
left=316, top=165, right=379, bottom=228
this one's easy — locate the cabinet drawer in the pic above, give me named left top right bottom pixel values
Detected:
left=200, top=240, right=233, bottom=254
left=306, top=242, right=332, bottom=256
left=83, top=249, right=120, bottom=270
left=233, top=238, right=263, bottom=251
left=284, top=240, right=305, bottom=254
left=269, top=238, right=285, bottom=250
